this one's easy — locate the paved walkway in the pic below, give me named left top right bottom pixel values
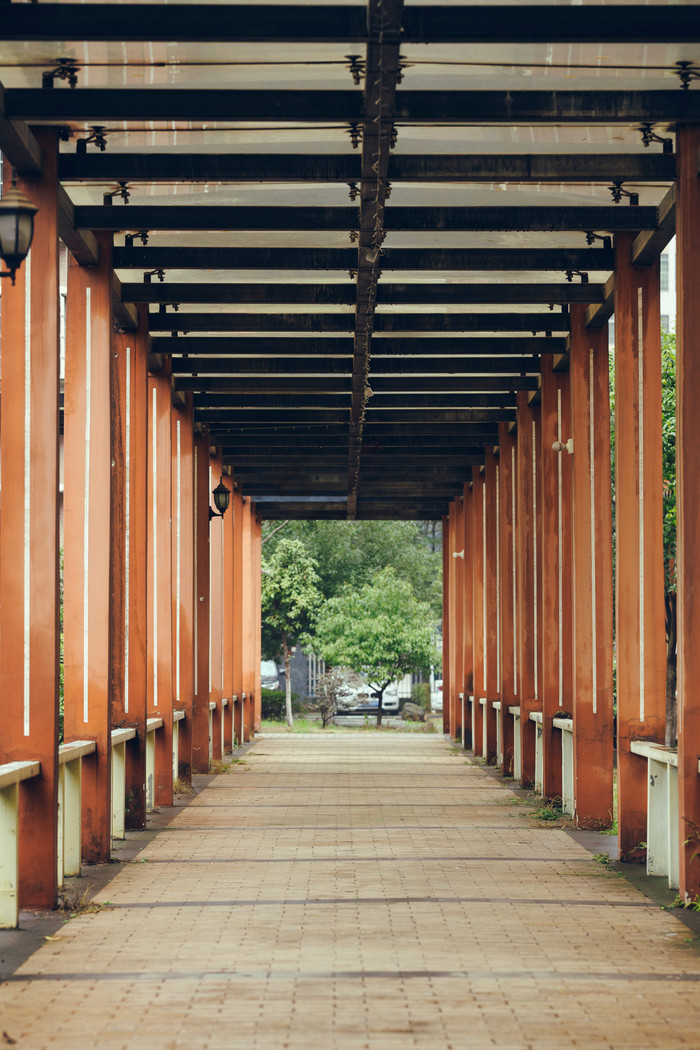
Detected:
left=2, top=732, right=700, bottom=1049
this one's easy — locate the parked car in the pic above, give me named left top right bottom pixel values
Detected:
left=431, top=679, right=443, bottom=712
left=261, top=659, right=280, bottom=691
left=378, top=682, right=400, bottom=713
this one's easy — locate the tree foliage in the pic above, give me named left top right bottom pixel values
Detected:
left=261, top=519, right=442, bottom=616
left=261, top=538, right=322, bottom=725
left=312, top=566, right=439, bottom=725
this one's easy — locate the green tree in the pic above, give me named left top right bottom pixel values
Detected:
left=261, top=538, right=322, bottom=726
left=661, top=332, right=677, bottom=745
left=312, top=566, right=439, bottom=726
left=262, top=519, right=442, bottom=616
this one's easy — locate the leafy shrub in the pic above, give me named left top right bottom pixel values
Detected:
left=261, top=688, right=300, bottom=721
left=411, top=681, right=430, bottom=709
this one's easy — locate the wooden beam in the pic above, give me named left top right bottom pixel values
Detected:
left=152, top=335, right=564, bottom=356
left=58, top=184, right=99, bottom=266
left=60, top=152, right=676, bottom=185
left=168, top=355, right=542, bottom=376
left=185, top=377, right=535, bottom=396
left=10, top=88, right=700, bottom=124
left=112, top=245, right=614, bottom=271
left=111, top=273, right=138, bottom=332
left=0, top=81, right=42, bottom=175
left=75, top=203, right=658, bottom=233
left=148, top=311, right=570, bottom=333
left=585, top=273, right=615, bottom=330
left=632, top=185, right=676, bottom=265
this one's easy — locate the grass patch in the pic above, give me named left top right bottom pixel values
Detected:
left=173, top=778, right=195, bottom=795
left=58, top=887, right=112, bottom=917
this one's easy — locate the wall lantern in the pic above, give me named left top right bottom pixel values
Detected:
left=209, top=477, right=231, bottom=521
left=0, top=173, right=38, bottom=285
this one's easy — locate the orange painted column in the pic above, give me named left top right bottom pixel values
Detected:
left=63, top=232, right=113, bottom=862
left=252, top=513, right=263, bottom=733
left=461, top=480, right=474, bottom=748
left=232, top=488, right=245, bottom=747
left=111, top=310, right=149, bottom=828
left=471, top=469, right=485, bottom=756
left=242, top=496, right=256, bottom=740
left=193, top=430, right=212, bottom=772
left=0, top=131, right=61, bottom=909
left=498, top=423, right=518, bottom=776
left=147, top=370, right=174, bottom=806
left=614, top=233, right=667, bottom=860
left=515, top=392, right=541, bottom=787
left=452, top=495, right=464, bottom=743
left=483, top=451, right=499, bottom=763
left=171, top=397, right=195, bottom=781
left=539, top=360, right=573, bottom=799
left=676, top=124, right=700, bottom=898
left=222, top=481, right=235, bottom=752
left=569, top=305, right=615, bottom=828
left=209, top=453, right=224, bottom=760
left=441, top=517, right=451, bottom=736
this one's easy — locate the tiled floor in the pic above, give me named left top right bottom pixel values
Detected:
left=2, top=732, right=700, bottom=1049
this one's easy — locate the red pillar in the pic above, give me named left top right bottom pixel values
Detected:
left=193, top=430, right=211, bottom=772
left=209, top=453, right=224, bottom=760
left=252, top=514, right=263, bottom=733
left=498, top=423, right=518, bottom=776
left=462, top=481, right=474, bottom=748
left=569, top=305, right=615, bottom=828
left=539, top=360, right=573, bottom=799
left=111, top=311, right=149, bottom=828
left=232, top=487, right=245, bottom=747
left=242, top=496, right=256, bottom=739
left=471, top=469, right=485, bottom=755
left=676, top=124, right=700, bottom=898
left=63, top=232, right=113, bottom=862
left=484, top=451, right=500, bottom=763
left=441, top=517, right=451, bottom=736
left=222, top=480, right=235, bottom=752
left=147, top=370, right=174, bottom=805
left=614, top=233, right=667, bottom=860
left=516, top=392, right=540, bottom=786
left=171, top=397, right=196, bottom=781
left=0, top=131, right=61, bottom=909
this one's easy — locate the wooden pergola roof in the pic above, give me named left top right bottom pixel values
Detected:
left=0, top=1, right=696, bottom=519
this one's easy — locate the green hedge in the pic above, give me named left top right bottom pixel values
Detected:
left=261, top=688, right=301, bottom=721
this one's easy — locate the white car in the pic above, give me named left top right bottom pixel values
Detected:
left=261, top=659, right=280, bottom=691
left=431, top=679, right=443, bottom=712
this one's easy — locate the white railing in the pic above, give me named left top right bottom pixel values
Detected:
left=146, top=717, right=163, bottom=811
left=0, top=760, right=41, bottom=928
left=493, top=700, right=502, bottom=766
left=57, top=740, right=96, bottom=887
left=553, top=717, right=574, bottom=814
left=508, top=706, right=521, bottom=780
left=529, top=711, right=543, bottom=794
left=111, top=726, right=137, bottom=838
left=630, top=740, right=679, bottom=888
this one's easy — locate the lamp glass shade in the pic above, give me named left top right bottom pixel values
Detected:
left=212, top=480, right=230, bottom=515
left=0, top=185, right=38, bottom=272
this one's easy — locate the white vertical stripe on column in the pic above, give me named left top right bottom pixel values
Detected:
left=23, top=253, right=31, bottom=735
left=589, top=348, right=598, bottom=716
left=152, top=385, right=158, bottom=706
left=532, top=421, right=538, bottom=700
left=512, top=446, right=518, bottom=697
left=557, top=388, right=563, bottom=707
left=124, top=347, right=131, bottom=713
left=482, top=479, right=487, bottom=693
left=175, top=419, right=181, bottom=704
left=496, top=465, right=501, bottom=695
left=638, top=286, right=646, bottom=722
left=83, top=287, right=92, bottom=723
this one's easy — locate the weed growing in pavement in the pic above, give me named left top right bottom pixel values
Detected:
left=173, top=778, right=195, bottom=794
left=671, top=893, right=700, bottom=912
left=58, top=887, right=113, bottom=917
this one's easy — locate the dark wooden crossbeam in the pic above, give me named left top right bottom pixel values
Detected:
left=184, top=377, right=533, bottom=396
left=11, top=88, right=700, bottom=123
left=0, top=81, right=42, bottom=175
left=154, top=335, right=564, bottom=356
left=113, top=246, right=613, bottom=270
left=149, top=312, right=569, bottom=333
left=254, top=499, right=448, bottom=520
left=60, top=153, right=675, bottom=185
left=5, top=4, right=698, bottom=42
left=169, top=356, right=541, bottom=375
left=226, top=456, right=484, bottom=470
left=76, top=204, right=657, bottom=232
left=123, top=282, right=605, bottom=306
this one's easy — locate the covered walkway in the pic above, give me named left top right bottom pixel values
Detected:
left=1, top=732, right=699, bottom=1050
